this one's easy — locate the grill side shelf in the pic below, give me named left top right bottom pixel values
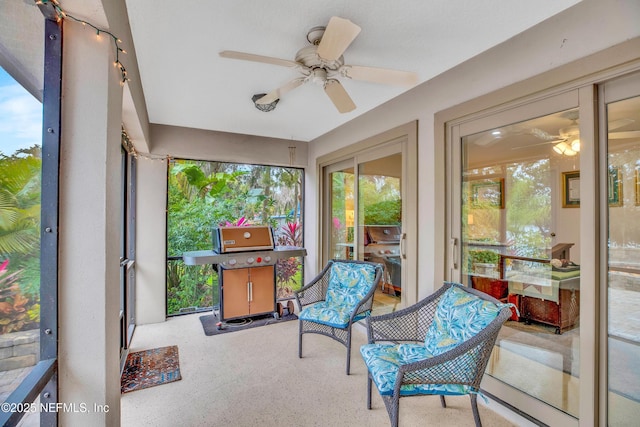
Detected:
left=182, top=248, right=307, bottom=266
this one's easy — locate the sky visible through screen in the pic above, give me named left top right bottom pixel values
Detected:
left=0, top=67, right=42, bottom=156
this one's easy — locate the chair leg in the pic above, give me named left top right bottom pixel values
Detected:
left=470, top=393, right=482, bottom=427
left=367, top=376, right=372, bottom=409
left=390, top=395, right=400, bottom=427
left=298, top=320, right=303, bottom=359
left=440, top=395, right=447, bottom=408
left=346, top=327, right=352, bottom=375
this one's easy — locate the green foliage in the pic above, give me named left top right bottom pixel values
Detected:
left=167, top=160, right=304, bottom=314
left=0, top=150, right=41, bottom=256
left=467, top=250, right=500, bottom=275
left=464, top=161, right=553, bottom=259
left=364, top=199, right=401, bottom=225
left=0, top=149, right=42, bottom=328
left=275, top=222, right=303, bottom=298
left=166, top=261, right=215, bottom=315
left=469, top=250, right=500, bottom=265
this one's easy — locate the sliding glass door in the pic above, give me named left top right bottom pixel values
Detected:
left=326, top=159, right=355, bottom=261
left=449, top=73, right=640, bottom=424
left=449, top=91, right=584, bottom=425
left=323, top=135, right=415, bottom=314
left=357, top=148, right=404, bottom=314
left=602, top=73, right=640, bottom=426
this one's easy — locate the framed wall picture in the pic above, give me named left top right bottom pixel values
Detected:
left=608, top=167, right=623, bottom=207
left=562, top=170, right=580, bottom=208
left=470, top=178, right=504, bottom=208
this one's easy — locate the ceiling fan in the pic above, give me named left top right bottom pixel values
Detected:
left=518, top=116, right=639, bottom=155
left=475, top=109, right=639, bottom=154
left=219, top=16, right=419, bottom=113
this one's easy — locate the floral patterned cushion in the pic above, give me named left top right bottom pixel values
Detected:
left=299, top=301, right=368, bottom=328
left=424, top=285, right=502, bottom=356
left=299, top=262, right=377, bottom=328
left=360, top=343, right=470, bottom=396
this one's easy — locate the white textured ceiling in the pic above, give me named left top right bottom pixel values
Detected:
left=125, top=0, right=581, bottom=142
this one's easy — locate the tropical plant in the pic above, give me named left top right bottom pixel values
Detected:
left=275, top=221, right=303, bottom=298
left=0, top=148, right=42, bottom=309
left=166, top=160, right=304, bottom=314
left=0, top=150, right=41, bottom=256
left=0, top=259, right=39, bottom=334
left=221, top=216, right=251, bottom=227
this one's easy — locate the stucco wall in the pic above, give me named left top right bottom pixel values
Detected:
left=58, top=19, right=123, bottom=425
left=135, top=158, right=168, bottom=324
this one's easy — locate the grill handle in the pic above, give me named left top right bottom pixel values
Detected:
left=248, top=281, right=253, bottom=301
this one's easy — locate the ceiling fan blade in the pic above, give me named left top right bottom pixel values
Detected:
left=608, top=130, right=640, bottom=139
left=324, top=79, right=356, bottom=113
left=316, top=17, right=361, bottom=61
left=510, top=139, right=565, bottom=150
left=609, top=118, right=635, bottom=130
left=256, top=79, right=305, bottom=105
left=342, top=65, right=418, bottom=87
left=529, top=127, right=560, bottom=141
left=219, top=50, right=299, bottom=68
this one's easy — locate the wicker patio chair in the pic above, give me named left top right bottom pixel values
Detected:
left=360, top=282, right=513, bottom=427
left=294, top=259, right=383, bottom=375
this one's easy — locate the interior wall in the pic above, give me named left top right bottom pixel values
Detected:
left=307, top=0, right=640, bottom=297
left=553, top=158, right=582, bottom=262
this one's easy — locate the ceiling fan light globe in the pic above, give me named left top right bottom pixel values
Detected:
left=570, top=139, right=581, bottom=152
left=553, top=141, right=569, bottom=154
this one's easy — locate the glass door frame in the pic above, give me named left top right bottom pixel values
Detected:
left=446, top=89, right=596, bottom=426
left=318, top=122, right=418, bottom=308
left=119, top=139, right=137, bottom=370
left=598, top=72, right=640, bottom=426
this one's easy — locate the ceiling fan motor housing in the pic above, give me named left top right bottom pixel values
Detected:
left=295, top=45, right=344, bottom=72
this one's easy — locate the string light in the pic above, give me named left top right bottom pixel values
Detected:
left=37, top=0, right=130, bottom=85
left=121, top=128, right=170, bottom=162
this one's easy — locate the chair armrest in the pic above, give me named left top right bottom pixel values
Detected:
left=366, top=283, right=451, bottom=343
left=294, top=262, right=332, bottom=308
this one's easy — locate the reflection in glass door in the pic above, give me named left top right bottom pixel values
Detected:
left=604, top=82, right=640, bottom=426
left=358, top=152, right=403, bottom=314
left=324, top=144, right=406, bottom=315
left=459, top=107, right=582, bottom=419
left=327, top=161, right=355, bottom=261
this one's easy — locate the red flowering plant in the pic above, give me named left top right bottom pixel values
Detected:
left=275, top=221, right=303, bottom=298
left=221, top=216, right=251, bottom=227
left=0, top=259, right=39, bottom=334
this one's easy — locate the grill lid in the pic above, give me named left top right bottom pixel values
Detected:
left=213, top=226, right=275, bottom=253
left=366, top=225, right=401, bottom=244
